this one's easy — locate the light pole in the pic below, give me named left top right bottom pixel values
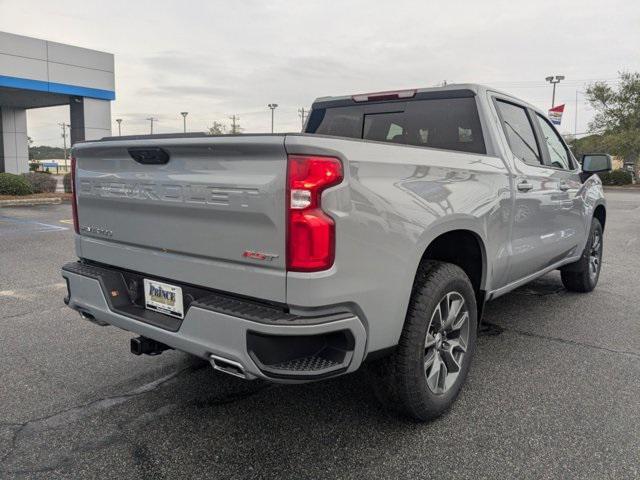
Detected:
left=180, top=112, right=188, bottom=133
left=115, top=118, right=123, bottom=136
left=545, top=75, right=565, bottom=108
left=268, top=103, right=278, bottom=133
left=146, top=117, right=157, bottom=135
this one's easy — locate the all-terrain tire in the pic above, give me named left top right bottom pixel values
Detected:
left=367, top=261, right=477, bottom=421
left=560, top=217, right=603, bottom=293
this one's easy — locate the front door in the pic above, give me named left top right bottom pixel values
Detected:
left=531, top=111, right=588, bottom=260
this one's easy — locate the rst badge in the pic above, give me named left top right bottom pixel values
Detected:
left=242, top=250, right=279, bottom=261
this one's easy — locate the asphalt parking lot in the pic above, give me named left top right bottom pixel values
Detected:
left=1, top=190, right=639, bottom=480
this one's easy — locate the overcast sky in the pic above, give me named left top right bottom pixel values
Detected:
left=1, top=0, right=639, bottom=147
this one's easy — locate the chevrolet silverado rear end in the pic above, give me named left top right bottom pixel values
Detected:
left=63, top=134, right=366, bottom=381
left=63, top=84, right=608, bottom=421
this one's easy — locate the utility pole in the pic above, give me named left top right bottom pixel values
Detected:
left=115, top=118, right=123, bottom=136
left=267, top=104, right=278, bottom=133
left=146, top=117, right=157, bottom=135
left=59, top=122, right=70, bottom=171
left=229, top=114, right=239, bottom=134
left=297, top=108, right=309, bottom=130
left=545, top=75, right=565, bottom=108
left=180, top=112, right=188, bottom=133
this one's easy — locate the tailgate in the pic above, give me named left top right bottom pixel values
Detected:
left=73, top=135, right=287, bottom=302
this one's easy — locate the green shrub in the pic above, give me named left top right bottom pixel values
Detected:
left=598, top=170, right=632, bottom=186
left=21, top=172, right=58, bottom=193
left=63, top=173, right=73, bottom=193
left=29, top=162, right=40, bottom=172
left=0, top=173, right=33, bottom=196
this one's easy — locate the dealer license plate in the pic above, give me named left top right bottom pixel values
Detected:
left=143, top=279, right=184, bottom=319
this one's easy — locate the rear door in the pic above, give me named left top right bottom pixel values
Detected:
left=73, top=135, right=288, bottom=302
left=492, top=98, right=573, bottom=283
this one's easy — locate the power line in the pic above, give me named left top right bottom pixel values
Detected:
left=485, top=77, right=619, bottom=86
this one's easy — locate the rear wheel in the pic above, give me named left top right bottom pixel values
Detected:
left=561, top=217, right=603, bottom=293
left=367, top=261, right=477, bottom=421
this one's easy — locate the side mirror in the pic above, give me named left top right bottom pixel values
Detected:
left=582, top=154, right=612, bottom=173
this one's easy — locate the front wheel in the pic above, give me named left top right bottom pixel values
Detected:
left=367, top=261, right=477, bottom=421
left=561, top=217, right=603, bottom=293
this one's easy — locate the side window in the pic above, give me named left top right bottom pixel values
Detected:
left=535, top=114, right=572, bottom=170
left=404, top=97, right=486, bottom=154
left=495, top=100, right=542, bottom=166
left=309, top=106, right=363, bottom=139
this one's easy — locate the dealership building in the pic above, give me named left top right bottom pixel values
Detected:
left=0, top=31, right=114, bottom=173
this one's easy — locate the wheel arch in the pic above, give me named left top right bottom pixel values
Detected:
left=593, top=204, right=606, bottom=231
left=410, top=224, right=488, bottom=323
left=419, top=230, right=486, bottom=293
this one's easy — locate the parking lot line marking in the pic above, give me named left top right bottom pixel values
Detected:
left=0, top=215, right=68, bottom=235
left=0, top=283, right=67, bottom=299
left=60, top=219, right=73, bottom=224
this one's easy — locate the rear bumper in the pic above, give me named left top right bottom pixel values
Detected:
left=61, top=262, right=367, bottom=383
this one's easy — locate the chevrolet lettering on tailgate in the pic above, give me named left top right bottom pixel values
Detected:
left=79, top=179, right=259, bottom=208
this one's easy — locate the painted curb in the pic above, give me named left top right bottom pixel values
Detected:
left=0, top=197, right=63, bottom=207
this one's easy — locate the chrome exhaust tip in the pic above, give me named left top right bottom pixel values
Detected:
left=79, top=310, right=109, bottom=326
left=209, top=354, right=247, bottom=379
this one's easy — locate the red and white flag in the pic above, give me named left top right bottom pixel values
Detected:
left=548, top=104, right=565, bottom=125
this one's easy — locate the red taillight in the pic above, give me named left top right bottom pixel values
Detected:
left=287, top=155, right=343, bottom=272
left=70, top=156, right=79, bottom=234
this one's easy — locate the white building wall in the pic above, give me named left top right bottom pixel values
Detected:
left=0, top=32, right=115, bottom=92
left=83, top=98, right=112, bottom=140
left=0, top=32, right=115, bottom=173
left=1, top=107, right=28, bottom=174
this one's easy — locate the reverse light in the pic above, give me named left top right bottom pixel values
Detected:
left=287, top=155, right=343, bottom=272
left=70, top=156, right=79, bottom=234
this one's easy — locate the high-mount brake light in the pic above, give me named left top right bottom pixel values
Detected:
left=71, top=156, right=79, bottom=234
left=287, top=155, right=343, bottom=272
left=352, top=89, right=417, bottom=103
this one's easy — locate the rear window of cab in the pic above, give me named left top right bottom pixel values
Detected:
left=306, top=96, right=486, bottom=155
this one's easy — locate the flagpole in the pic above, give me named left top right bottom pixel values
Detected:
left=574, top=90, right=578, bottom=137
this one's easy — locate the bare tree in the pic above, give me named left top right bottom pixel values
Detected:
left=206, top=121, right=227, bottom=135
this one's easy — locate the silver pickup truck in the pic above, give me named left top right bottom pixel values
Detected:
left=62, top=84, right=610, bottom=421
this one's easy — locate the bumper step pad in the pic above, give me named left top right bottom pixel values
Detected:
left=272, top=355, right=342, bottom=372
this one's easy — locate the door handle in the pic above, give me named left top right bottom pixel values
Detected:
left=517, top=180, right=533, bottom=192
left=558, top=181, right=570, bottom=191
